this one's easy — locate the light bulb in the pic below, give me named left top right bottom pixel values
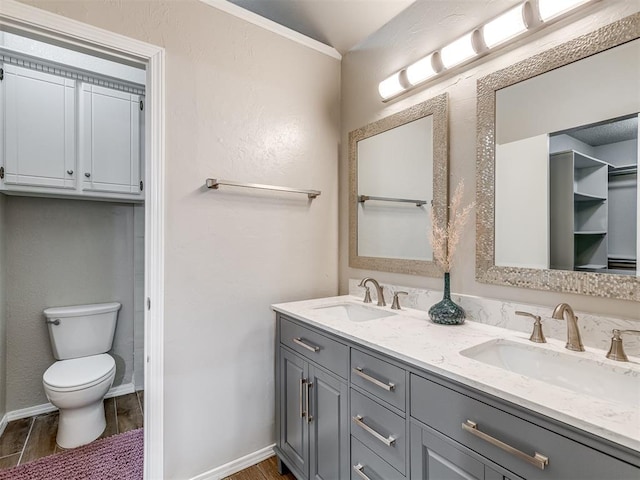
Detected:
left=538, top=0, right=591, bottom=22
left=406, top=54, right=437, bottom=85
left=378, top=72, right=404, bottom=100
left=483, top=4, right=528, bottom=48
left=440, top=32, right=476, bottom=69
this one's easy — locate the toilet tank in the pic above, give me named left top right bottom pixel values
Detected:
left=43, top=302, right=121, bottom=360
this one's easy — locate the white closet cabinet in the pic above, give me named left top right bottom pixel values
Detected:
left=80, top=84, right=142, bottom=196
left=2, top=64, right=76, bottom=189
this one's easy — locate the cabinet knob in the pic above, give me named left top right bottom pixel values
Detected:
left=66, top=170, right=74, bottom=175
left=84, top=172, right=91, bottom=178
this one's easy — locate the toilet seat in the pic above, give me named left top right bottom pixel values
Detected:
left=43, top=354, right=115, bottom=392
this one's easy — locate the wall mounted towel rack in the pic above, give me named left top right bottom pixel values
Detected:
left=358, top=194, right=428, bottom=207
left=206, top=178, right=321, bottom=199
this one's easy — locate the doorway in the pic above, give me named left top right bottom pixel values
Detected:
left=0, top=2, right=165, bottom=478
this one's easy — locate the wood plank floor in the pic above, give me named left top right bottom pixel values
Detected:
left=0, top=390, right=144, bottom=469
left=224, top=456, right=296, bottom=480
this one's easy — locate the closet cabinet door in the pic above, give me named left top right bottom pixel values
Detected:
left=3, top=64, right=76, bottom=189
left=81, top=84, right=142, bottom=195
left=280, top=348, right=309, bottom=477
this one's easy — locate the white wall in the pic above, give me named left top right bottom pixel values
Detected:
left=340, top=0, right=640, bottom=319
left=19, top=1, right=340, bottom=478
left=5, top=197, right=136, bottom=410
left=1, top=31, right=145, bottom=84
left=495, top=135, right=549, bottom=269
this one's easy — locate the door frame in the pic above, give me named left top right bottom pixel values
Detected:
left=0, top=2, right=166, bottom=478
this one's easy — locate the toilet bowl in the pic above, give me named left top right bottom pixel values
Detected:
left=43, top=354, right=116, bottom=449
left=42, top=302, right=121, bottom=449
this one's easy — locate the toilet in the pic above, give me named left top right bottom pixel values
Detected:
left=42, top=302, right=121, bottom=449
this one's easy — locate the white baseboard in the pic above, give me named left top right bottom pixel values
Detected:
left=0, top=414, right=8, bottom=437
left=6, top=382, right=135, bottom=421
left=190, top=444, right=276, bottom=480
left=105, top=382, right=136, bottom=399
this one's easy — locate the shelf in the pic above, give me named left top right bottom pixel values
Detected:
left=575, top=264, right=607, bottom=270
left=573, top=191, right=606, bottom=202
left=574, top=231, right=607, bottom=235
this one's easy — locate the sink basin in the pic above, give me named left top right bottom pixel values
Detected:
left=313, top=303, right=396, bottom=322
left=460, top=339, right=640, bottom=407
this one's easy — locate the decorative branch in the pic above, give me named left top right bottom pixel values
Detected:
left=430, top=180, right=475, bottom=273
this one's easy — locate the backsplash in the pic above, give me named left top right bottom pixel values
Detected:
left=348, top=279, right=640, bottom=356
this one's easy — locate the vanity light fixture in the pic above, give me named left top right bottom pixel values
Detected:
left=440, top=32, right=476, bottom=69
left=482, top=4, right=529, bottom=48
left=378, top=71, right=405, bottom=100
left=378, top=0, right=598, bottom=101
left=406, top=53, right=437, bottom=86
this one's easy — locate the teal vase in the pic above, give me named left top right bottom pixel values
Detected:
left=429, top=272, right=465, bottom=325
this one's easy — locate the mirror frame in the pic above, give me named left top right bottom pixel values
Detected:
left=349, top=93, right=449, bottom=276
left=476, top=13, right=640, bottom=301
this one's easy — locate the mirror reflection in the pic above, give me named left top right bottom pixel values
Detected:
left=494, top=38, right=639, bottom=277
left=349, top=94, right=448, bottom=276
left=357, top=115, right=433, bottom=261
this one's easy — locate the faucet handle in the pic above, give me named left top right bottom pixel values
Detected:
left=391, top=291, right=408, bottom=310
left=516, top=311, right=546, bottom=343
left=362, top=286, right=372, bottom=304
left=606, top=329, right=640, bottom=362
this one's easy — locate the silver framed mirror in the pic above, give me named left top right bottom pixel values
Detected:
left=476, top=13, right=639, bottom=301
left=349, top=93, right=448, bottom=276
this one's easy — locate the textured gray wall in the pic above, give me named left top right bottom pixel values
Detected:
left=0, top=195, right=6, bottom=419
left=5, top=196, right=135, bottom=410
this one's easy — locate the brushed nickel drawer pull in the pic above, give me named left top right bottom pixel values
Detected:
left=353, top=415, right=396, bottom=447
left=305, top=381, right=313, bottom=423
left=293, top=337, right=320, bottom=352
left=299, top=378, right=306, bottom=418
left=462, top=420, right=549, bottom=470
left=353, top=464, right=372, bottom=480
left=353, top=367, right=395, bottom=391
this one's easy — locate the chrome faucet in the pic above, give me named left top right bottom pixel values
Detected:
left=358, top=278, right=386, bottom=307
left=551, top=303, right=584, bottom=352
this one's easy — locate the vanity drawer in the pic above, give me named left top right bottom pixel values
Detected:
left=351, top=388, right=406, bottom=474
left=410, top=374, right=640, bottom=479
left=280, top=316, right=348, bottom=378
left=351, top=436, right=404, bottom=480
left=351, top=349, right=406, bottom=411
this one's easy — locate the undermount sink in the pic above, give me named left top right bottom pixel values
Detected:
left=313, top=303, right=396, bottom=322
left=460, top=339, right=640, bottom=407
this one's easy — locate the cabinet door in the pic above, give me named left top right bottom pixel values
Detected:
left=280, top=348, right=309, bottom=477
left=81, top=84, right=141, bottom=194
left=410, top=424, right=515, bottom=480
left=3, top=64, right=76, bottom=189
left=308, top=365, right=349, bottom=480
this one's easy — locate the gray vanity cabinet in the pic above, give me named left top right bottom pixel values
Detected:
left=276, top=317, right=350, bottom=480
left=410, top=423, right=516, bottom=480
left=274, top=313, right=640, bottom=480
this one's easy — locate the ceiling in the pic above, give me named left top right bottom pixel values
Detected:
left=226, top=0, right=416, bottom=54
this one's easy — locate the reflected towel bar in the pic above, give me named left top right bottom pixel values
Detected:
left=206, top=178, right=321, bottom=199
left=358, top=194, right=428, bottom=207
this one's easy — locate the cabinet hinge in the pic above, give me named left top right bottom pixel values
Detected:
left=140, top=100, right=144, bottom=111
left=140, top=180, right=144, bottom=191
left=0, top=68, right=3, bottom=81
left=0, top=167, right=4, bottom=179
left=147, top=298, right=151, bottom=310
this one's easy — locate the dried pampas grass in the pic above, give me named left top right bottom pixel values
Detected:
left=430, top=180, right=474, bottom=273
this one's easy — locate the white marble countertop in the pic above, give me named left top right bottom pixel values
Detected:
left=272, top=295, right=640, bottom=452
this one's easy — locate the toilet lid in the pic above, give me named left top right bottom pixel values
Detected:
left=43, top=354, right=115, bottom=389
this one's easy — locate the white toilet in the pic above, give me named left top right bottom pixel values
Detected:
left=42, top=302, right=121, bottom=449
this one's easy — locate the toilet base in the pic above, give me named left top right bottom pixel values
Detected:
left=56, top=399, right=107, bottom=449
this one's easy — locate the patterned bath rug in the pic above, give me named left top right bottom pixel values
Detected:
left=0, top=427, right=143, bottom=480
